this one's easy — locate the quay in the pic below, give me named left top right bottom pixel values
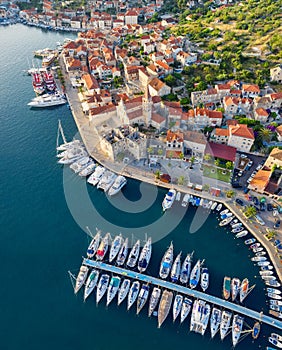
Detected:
left=83, top=258, right=282, bottom=331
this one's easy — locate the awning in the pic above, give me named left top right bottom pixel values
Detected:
left=195, top=184, right=203, bottom=191
left=260, top=197, right=266, bottom=203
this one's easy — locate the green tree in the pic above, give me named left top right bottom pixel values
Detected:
left=203, top=184, right=210, bottom=192
left=214, top=159, right=220, bottom=167
left=155, top=170, right=160, bottom=179
left=157, top=149, right=164, bottom=157
left=178, top=175, right=185, bottom=185
left=244, top=205, right=257, bottom=218
left=225, top=190, right=235, bottom=198
left=204, top=153, right=212, bottom=162
left=258, top=128, right=273, bottom=144
left=147, top=146, right=154, bottom=156
left=164, top=74, right=176, bottom=87
left=226, top=161, right=233, bottom=170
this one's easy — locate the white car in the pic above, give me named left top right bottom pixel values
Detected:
left=238, top=171, right=243, bottom=177
left=241, top=154, right=247, bottom=158
left=273, top=209, right=279, bottom=217
left=255, top=215, right=265, bottom=226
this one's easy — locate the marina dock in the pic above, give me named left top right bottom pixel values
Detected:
left=83, top=258, right=282, bottom=331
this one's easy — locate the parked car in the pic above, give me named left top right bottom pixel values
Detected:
left=232, top=182, right=242, bottom=188
left=248, top=160, right=253, bottom=167
left=247, top=177, right=253, bottom=184
left=267, top=203, right=273, bottom=211
left=255, top=214, right=265, bottom=226
left=274, top=219, right=281, bottom=229
left=260, top=202, right=266, bottom=211
left=238, top=171, right=243, bottom=177
left=243, top=187, right=250, bottom=194
left=253, top=197, right=259, bottom=206
left=273, top=209, right=279, bottom=217
left=241, top=154, right=247, bottom=158
left=235, top=198, right=244, bottom=206
left=256, top=164, right=263, bottom=171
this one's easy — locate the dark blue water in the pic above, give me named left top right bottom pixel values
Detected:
left=0, top=24, right=275, bottom=350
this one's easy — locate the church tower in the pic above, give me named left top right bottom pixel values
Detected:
left=142, top=84, right=152, bottom=126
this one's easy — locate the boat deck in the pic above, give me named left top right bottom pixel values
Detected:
left=83, top=258, right=282, bottom=331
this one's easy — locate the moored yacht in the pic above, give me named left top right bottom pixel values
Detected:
left=108, top=175, right=127, bottom=196
left=86, top=230, right=101, bottom=258
left=116, top=237, right=129, bottom=266
left=126, top=240, right=140, bottom=268
left=79, top=162, right=96, bottom=177
left=240, top=278, right=249, bottom=303
left=223, top=276, right=231, bottom=300
left=96, top=274, right=110, bottom=304
left=210, top=307, right=222, bottom=338
left=162, top=189, right=176, bottom=211
left=190, top=299, right=210, bottom=335
left=97, top=170, right=117, bottom=192
left=269, top=337, right=282, bottom=348
left=159, top=241, right=174, bottom=279
left=106, top=276, right=121, bottom=306
left=181, top=193, right=190, bottom=207
left=109, top=234, right=123, bottom=263
left=28, top=93, right=66, bottom=108
left=189, top=259, right=203, bottom=289
left=74, top=265, right=89, bottom=294
left=84, top=269, right=99, bottom=301
left=148, top=287, right=161, bottom=317
left=220, top=310, right=232, bottom=340
left=171, top=252, right=181, bottom=282
left=57, top=139, right=81, bottom=151
left=200, top=267, right=209, bottom=292
left=180, top=252, right=193, bottom=284
left=117, top=279, right=130, bottom=306
left=231, top=278, right=241, bottom=301
left=138, top=237, right=152, bottom=273
left=158, top=290, right=173, bottom=328
left=172, top=294, right=183, bottom=322
left=232, top=314, right=244, bottom=347
left=136, top=284, right=150, bottom=315
left=219, top=216, right=234, bottom=226
left=180, top=297, right=192, bottom=323
left=87, top=165, right=105, bottom=186
left=127, top=281, right=140, bottom=310
left=96, top=233, right=110, bottom=261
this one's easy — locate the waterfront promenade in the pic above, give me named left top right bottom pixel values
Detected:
left=83, top=258, right=282, bottom=331
left=59, top=55, right=282, bottom=285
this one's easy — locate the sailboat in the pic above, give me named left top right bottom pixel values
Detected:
left=232, top=314, right=244, bottom=347
left=96, top=274, right=110, bottom=304
left=109, top=234, right=123, bottom=263
left=106, top=276, right=121, bottom=306
left=189, top=259, right=203, bottom=289
left=96, top=233, right=110, bottom=261
left=138, top=237, right=152, bottom=273
left=180, top=252, right=193, bottom=284
left=74, top=265, right=89, bottom=294
left=180, top=297, right=192, bottom=323
left=84, top=269, right=99, bottom=301
left=200, top=267, right=209, bottom=292
left=157, top=290, right=173, bottom=328
left=170, top=252, right=181, bottom=282
left=127, top=281, right=140, bottom=310
left=159, top=242, right=174, bottom=279
left=231, top=278, right=241, bottom=301
left=126, top=239, right=140, bottom=268
left=223, top=276, right=231, bottom=300
left=220, top=310, right=232, bottom=340
left=136, top=284, right=150, bottom=315
left=86, top=230, right=101, bottom=258
left=210, top=307, right=222, bottom=338
left=239, top=278, right=249, bottom=303
left=148, top=287, right=161, bottom=317
left=172, top=294, right=183, bottom=322
left=117, top=279, right=131, bottom=306
left=116, top=237, right=129, bottom=266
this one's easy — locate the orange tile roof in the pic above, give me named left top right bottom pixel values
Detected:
left=151, top=112, right=166, bottom=124
left=215, top=128, right=229, bottom=136
left=242, top=84, right=260, bottom=93
left=249, top=170, right=271, bottom=191
left=166, top=130, right=183, bottom=142
left=276, top=125, right=282, bottom=136
left=208, top=110, right=223, bottom=119
left=224, top=96, right=239, bottom=106
left=270, top=92, right=282, bottom=100
left=229, top=124, right=254, bottom=139
left=149, top=77, right=165, bottom=91
left=269, top=147, right=282, bottom=161
left=255, top=108, right=268, bottom=116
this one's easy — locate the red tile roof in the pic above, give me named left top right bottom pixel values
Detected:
left=205, top=142, right=236, bottom=162
left=229, top=124, right=254, bottom=139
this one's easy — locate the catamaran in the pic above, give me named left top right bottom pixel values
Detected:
left=127, top=281, right=140, bottom=310
left=79, top=162, right=96, bottom=177
left=220, top=310, right=232, bottom=340
left=116, top=237, right=129, bottom=266
left=136, top=284, right=150, bottom=315
left=96, top=274, right=110, bottom=304
left=106, top=276, right=121, bottom=306
left=210, top=307, right=222, bottom=338
left=138, top=237, right=152, bottom=273
left=159, top=241, right=174, bottom=279
left=190, top=299, right=210, bottom=335
left=171, top=252, right=181, bottom=282
left=148, top=287, right=161, bottom=317
left=180, top=252, right=193, bottom=284
left=74, top=265, right=89, bottom=294
left=172, top=294, right=183, bottom=322
left=97, top=170, right=117, bottom=192
left=189, top=259, right=203, bottom=289
left=84, top=269, right=99, bottom=301
left=223, top=276, right=231, bottom=300
left=126, top=240, right=140, bottom=268
left=231, top=278, right=241, bottom=301
left=162, top=189, right=176, bottom=211
left=200, top=267, right=209, bottom=292
left=232, top=314, right=244, bottom=347
left=96, top=233, right=110, bottom=261
left=239, top=278, right=249, bottom=303
left=109, top=234, right=123, bottom=263
left=86, top=230, right=101, bottom=258
left=87, top=165, right=105, bottom=186
left=117, top=279, right=131, bottom=306
left=180, top=297, right=192, bottom=323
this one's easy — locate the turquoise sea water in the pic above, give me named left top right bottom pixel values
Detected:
left=0, top=24, right=276, bottom=350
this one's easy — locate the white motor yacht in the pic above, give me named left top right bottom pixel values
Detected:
left=28, top=93, right=66, bottom=108
left=181, top=194, right=190, bottom=207
left=97, top=170, right=117, bottom=192
left=108, top=175, right=127, bottom=196
left=162, top=189, right=176, bottom=211
left=79, top=162, right=96, bottom=177
left=87, top=165, right=105, bottom=186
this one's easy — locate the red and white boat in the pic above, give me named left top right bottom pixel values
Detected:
left=32, top=72, right=45, bottom=95
left=42, top=71, right=56, bottom=91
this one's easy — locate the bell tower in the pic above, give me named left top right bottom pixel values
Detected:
left=142, top=84, right=152, bottom=125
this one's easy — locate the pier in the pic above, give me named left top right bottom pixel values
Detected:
left=83, top=258, right=282, bottom=331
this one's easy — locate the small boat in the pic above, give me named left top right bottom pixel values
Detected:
left=232, top=226, right=244, bottom=233
left=57, top=139, right=81, bottom=151
left=259, top=270, right=273, bottom=276
left=106, top=276, right=121, bottom=306
left=108, top=175, right=127, bottom=196
left=199, top=198, right=204, bottom=206
left=176, top=192, right=181, bottom=201
left=96, top=233, right=110, bottom=261
left=87, top=165, right=105, bottom=186
left=116, top=237, right=129, bottom=266
left=257, top=261, right=270, bottom=266
left=219, top=216, right=234, bottom=226
left=256, top=251, right=266, bottom=256
left=158, top=290, right=173, bottom=328
left=230, top=218, right=239, bottom=225
left=266, top=281, right=281, bottom=288
left=171, top=252, right=182, bottom=282
left=79, top=162, right=96, bottom=177
left=211, top=202, right=217, bottom=210
left=221, top=212, right=233, bottom=220
left=270, top=304, right=282, bottom=312
left=70, top=156, right=90, bottom=171
left=271, top=333, right=282, bottom=342
left=210, top=307, right=222, bottom=338
left=269, top=310, right=282, bottom=319
left=97, top=170, right=117, bottom=192
left=207, top=200, right=213, bottom=209
left=236, top=230, right=248, bottom=238
left=253, top=247, right=264, bottom=253
left=220, top=209, right=229, bottom=216
left=245, top=238, right=256, bottom=245
left=261, top=265, right=274, bottom=270
left=268, top=293, right=282, bottom=300
left=240, top=278, right=249, bottom=303
left=269, top=337, right=282, bottom=349
left=86, top=230, right=101, bottom=258
left=180, top=252, right=193, bottom=284
left=159, top=241, right=174, bottom=279
left=200, top=267, right=209, bottom=292
left=232, top=222, right=242, bottom=229
left=117, top=279, right=130, bottom=305
left=84, top=269, right=99, bottom=301
left=127, top=281, right=140, bottom=310
left=126, top=240, right=140, bottom=268
left=96, top=274, right=110, bottom=304
left=252, top=322, right=260, bottom=339
left=138, top=237, right=152, bottom=273
left=74, top=265, right=89, bottom=294
left=162, top=189, right=176, bottom=211
left=136, top=284, right=150, bottom=315
left=270, top=300, right=282, bottom=306
left=216, top=203, right=222, bottom=211
left=180, top=297, right=192, bottom=323
left=267, top=288, right=281, bottom=295
left=220, top=310, right=232, bottom=340
left=251, top=256, right=267, bottom=262
left=181, top=193, right=190, bottom=207
left=148, top=287, right=161, bottom=317
left=223, top=276, right=231, bottom=300
left=250, top=243, right=261, bottom=249
left=262, top=275, right=276, bottom=281
left=232, top=314, right=244, bottom=347
left=189, top=259, right=203, bottom=289
left=172, top=294, right=183, bottom=322
left=231, top=278, right=241, bottom=301
left=109, top=234, right=123, bottom=263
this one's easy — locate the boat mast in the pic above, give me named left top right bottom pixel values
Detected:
left=68, top=270, right=77, bottom=291
left=58, top=119, right=67, bottom=145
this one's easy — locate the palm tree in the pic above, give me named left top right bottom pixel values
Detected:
left=214, top=159, right=220, bottom=167
left=178, top=175, right=185, bottom=185
left=157, top=148, right=163, bottom=157
left=225, top=161, right=233, bottom=170
left=244, top=205, right=257, bottom=218
left=147, top=146, right=154, bottom=155
left=225, top=190, right=235, bottom=198
left=258, top=128, right=273, bottom=144
left=204, top=153, right=212, bottom=162
left=264, top=229, right=276, bottom=241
